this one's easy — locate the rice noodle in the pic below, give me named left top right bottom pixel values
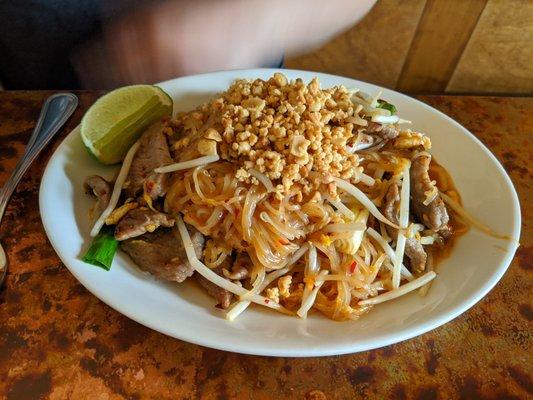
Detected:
left=358, top=271, right=436, bottom=305
left=241, top=187, right=263, bottom=242
left=259, top=211, right=304, bottom=240
left=154, top=154, right=219, bottom=173
left=200, top=169, right=216, bottom=192
left=192, top=167, right=207, bottom=199
left=265, top=244, right=309, bottom=285
left=207, top=249, right=230, bottom=269
left=252, top=223, right=287, bottom=269
left=325, top=195, right=355, bottom=220
left=90, top=141, right=140, bottom=237
left=176, top=215, right=290, bottom=314
left=226, top=244, right=309, bottom=320
left=203, top=207, right=224, bottom=230
left=249, top=169, right=275, bottom=193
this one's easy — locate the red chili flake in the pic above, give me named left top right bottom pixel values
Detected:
left=264, top=299, right=270, bottom=304
left=349, top=261, right=357, bottom=274
left=279, top=238, right=289, bottom=245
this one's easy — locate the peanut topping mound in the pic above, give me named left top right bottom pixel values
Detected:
left=170, top=73, right=365, bottom=195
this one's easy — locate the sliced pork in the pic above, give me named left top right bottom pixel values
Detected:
left=123, top=122, right=173, bottom=200
left=115, top=208, right=175, bottom=241
left=196, top=269, right=233, bottom=309
left=84, top=175, right=111, bottom=213
left=410, top=154, right=450, bottom=232
left=120, top=224, right=204, bottom=283
left=382, top=183, right=427, bottom=272
left=382, top=183, right=400, bottom=226
left=365, top=121, right=399, bottom=140
left=404, top=237, right=427, bottom=273
left=223, top=253, right=251, bottom=280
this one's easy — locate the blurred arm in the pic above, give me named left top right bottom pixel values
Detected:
left=73, top=0, right=376, bottom=88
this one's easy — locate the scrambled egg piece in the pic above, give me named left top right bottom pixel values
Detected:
left=105, top=202, right=138, bottom=225
left=394, top=130, right=431, bottom=150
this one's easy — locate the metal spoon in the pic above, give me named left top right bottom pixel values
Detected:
left=0, top=93, right=78, bottom=287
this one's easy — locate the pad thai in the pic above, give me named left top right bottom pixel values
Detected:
left=84, top=73, right=475, bottom=321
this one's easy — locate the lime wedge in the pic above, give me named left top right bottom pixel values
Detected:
left=81, top=85, right=173, bottom=164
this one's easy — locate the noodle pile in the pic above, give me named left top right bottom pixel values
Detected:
left=155, top=74, right=464, bottom=320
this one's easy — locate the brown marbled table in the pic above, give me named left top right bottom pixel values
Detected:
left=0, top=92, right=531, bottom=399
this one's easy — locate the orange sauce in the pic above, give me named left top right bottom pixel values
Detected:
left=428, top=158, right=469, bottom=266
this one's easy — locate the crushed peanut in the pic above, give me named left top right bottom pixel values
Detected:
left=278, top=275, right=292, bottom=298
left=197, top=138, right=218, bottom=156
left=204, top=128, right=222, bottom=142
left=266, top=287, right=280, bottom=303
left=170, top=73, right=366, bottom=196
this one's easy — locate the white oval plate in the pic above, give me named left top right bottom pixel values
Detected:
left=39, top=69, right=521, bottom=357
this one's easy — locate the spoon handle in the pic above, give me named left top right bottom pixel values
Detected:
left=0, top=93, right=78, bottom=279
left=0, top=93, right=78, bottom=219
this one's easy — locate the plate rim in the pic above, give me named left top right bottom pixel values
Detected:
left=39, top=68, right=521, bottom=357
